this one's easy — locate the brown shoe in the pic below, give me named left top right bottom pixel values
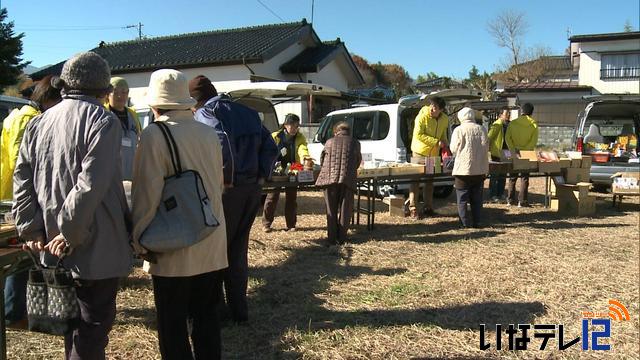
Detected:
left=409, top=209, right=421, bottom=220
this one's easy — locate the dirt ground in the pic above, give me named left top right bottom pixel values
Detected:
left=7, top=178, right=639, bottom=359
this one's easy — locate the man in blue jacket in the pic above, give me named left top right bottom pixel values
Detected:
left=190, top=75, right=278, bottom=323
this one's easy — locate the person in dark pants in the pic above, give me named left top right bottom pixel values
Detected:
left=13, top=52, right=133, bottom=359
left=315, top=122, right=361, bottom=244
left=152, top=272, right=222, bottom=360
left=64, top=278, right=119, bottom=359
left=487, top=107, right=511, bottom=202
left=505, top=103, right=538, bottom=207
left=449, top=107, right=489, bottom=228
left=263, top=114, right=309, bottom=232
left=190, top=75, right=278, bottom=323
left=132, top=70, right=229, bottom=359
left=2, top=75, right=62, bottom=329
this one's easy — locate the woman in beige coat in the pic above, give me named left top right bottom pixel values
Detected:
left=131, top=69, right=227, bottom=359
left=450, top=107, right=489, bottom=228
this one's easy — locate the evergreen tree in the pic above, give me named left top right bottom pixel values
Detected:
left=0, top=8, right=29, bottom=91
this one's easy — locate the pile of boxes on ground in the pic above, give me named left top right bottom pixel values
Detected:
left=550, top=152, right=595, bottom=216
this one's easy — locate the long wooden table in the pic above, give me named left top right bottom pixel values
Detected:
left=354, top=164, right=562, bottom=230
left=260, top=162, right=562, bottom=231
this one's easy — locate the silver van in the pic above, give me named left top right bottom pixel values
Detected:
left=573, top=95, right=640, bottom=189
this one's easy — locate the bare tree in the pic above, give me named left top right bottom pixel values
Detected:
left=487, top=10, right=529, bottom=82
left=623, top=19, right=634, bottom=32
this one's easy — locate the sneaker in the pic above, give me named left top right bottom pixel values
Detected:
left=517, top=201, right=530, bottom=208
left=263, top=226, right=272, bottom=233
left=490, top=196, right=500, bottom=203
left=287, top=227, right=296, bottom=232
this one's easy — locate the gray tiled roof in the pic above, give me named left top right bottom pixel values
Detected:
left=31, top=20, right=311, bottom=79
left=280, top=40, right=341, bottom=73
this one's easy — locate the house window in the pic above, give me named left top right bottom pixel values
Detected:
left=601, top=53, right=640, bottom=80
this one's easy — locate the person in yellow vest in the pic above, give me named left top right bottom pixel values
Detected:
left=262, top=114, right=309, bottom=232
left=487, top=107, right=511, bottom=202
left=505, top=103, right=538, bottom=207
left=1, top=75, right=62, bottom=200
left=409, top=97, right=448, bottom=219
left=0, top=75, right=61, bottom=329
left=104, top=77, right=141, bottom=180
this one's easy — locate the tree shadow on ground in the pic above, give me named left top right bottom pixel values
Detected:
left=349, top=222, right=504, bottom=245
left=221, top=242, right=545, bottom=359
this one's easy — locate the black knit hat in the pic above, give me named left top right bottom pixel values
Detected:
left=284, top=113, right=300, bottom=125
left=188, top=75, right=218, bottom=107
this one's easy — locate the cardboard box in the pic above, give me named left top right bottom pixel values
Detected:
left=581, top=155, right=592, bottom=169
left=556, top=183, right=591, bottom=201
left=563, top=168, right=590, bottom=184
left=513, top=158, right=538, bottom=171
left=519, top=150, right=538, bottom=160
left=383, top=197, right=406, bottom=217
left=538, top=161, right=561, bottom=174
left=389, top=163, right=425, bottom=176
left=570, top=159, right=582, bottom=168
left=550, top=196, right=596, bottom=216
left=357, top=167, right=390, bottom=178
left=552, top=182, right=595, bottom=216
left=559, top=158, right=571, bottom=168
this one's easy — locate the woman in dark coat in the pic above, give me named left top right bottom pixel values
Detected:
left=315, top=122, right=362, bottom=245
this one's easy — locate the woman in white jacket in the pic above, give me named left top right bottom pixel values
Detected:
left=449, top=107, right=489, bottom=228
left=132, top=69, right=228, bottom=359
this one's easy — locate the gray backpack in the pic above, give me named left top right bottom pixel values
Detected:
left=139, top=121, right=219, bottom=253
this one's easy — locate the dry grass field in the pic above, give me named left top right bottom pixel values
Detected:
left=7, top=178, right=639, bottom=359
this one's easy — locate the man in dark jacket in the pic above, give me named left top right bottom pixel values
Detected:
left=315, top=122, right=362, bottom=245
left=190, top=75, right=278, bottom=323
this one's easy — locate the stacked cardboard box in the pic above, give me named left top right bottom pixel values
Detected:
left=550, top=182, right=596, bottom=216
left=383, top=196, right=407, bottom=217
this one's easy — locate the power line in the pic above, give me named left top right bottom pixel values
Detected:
left=15, top=24, right=127, bottom=31
left=256, top=0, right=284, bottom=22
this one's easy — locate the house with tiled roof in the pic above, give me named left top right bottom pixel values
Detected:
left=569, top=31, right=640, bottom=94
left=31, top=19, right=364, bottom=123
left=496, top=31, right=639, bottom=149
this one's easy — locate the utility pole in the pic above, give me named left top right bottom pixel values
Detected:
left=124, top=22, right=144, bottom=40
left=311, top=0, right=314, bottom=24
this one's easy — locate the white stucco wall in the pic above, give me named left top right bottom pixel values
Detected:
left=576, top=39, right=640, bottom=94
left=307, top=60, right=350, bottom=92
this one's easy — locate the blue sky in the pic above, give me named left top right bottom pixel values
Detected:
left=3, top=0, right=639, bottom=79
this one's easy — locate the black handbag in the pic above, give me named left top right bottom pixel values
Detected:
left=24, top=248, right=80, bottom=336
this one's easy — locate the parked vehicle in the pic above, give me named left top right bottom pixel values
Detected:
left=0, top=95, right=30, bottom=124
left=134, top=81, right=341, bottom=133
left=308, top=89, right=485, bottom=198
left=572, top=95, right=640, bottom=189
